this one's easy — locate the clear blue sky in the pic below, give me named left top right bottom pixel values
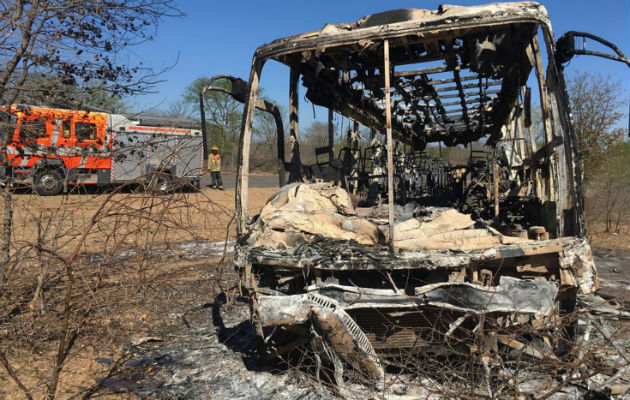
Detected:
left=125, top=0, right=630, bottom=128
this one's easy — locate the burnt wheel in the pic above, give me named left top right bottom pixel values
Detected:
left=34, top=169, right=63, bottom=196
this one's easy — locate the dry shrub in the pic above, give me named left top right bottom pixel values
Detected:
left=0, top=177, right=237, bottom=399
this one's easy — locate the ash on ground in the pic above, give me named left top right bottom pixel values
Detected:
left=99, top=292, right=324, bottom=399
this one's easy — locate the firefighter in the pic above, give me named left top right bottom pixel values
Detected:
left=208, top=145, right=223, bottom=190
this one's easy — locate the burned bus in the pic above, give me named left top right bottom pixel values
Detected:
left=215, top=1, right=628, bottom=388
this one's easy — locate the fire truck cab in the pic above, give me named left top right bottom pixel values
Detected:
left=1, top=105, right=203, bottom=195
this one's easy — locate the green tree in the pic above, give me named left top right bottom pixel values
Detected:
left=567, top=71, right=625, bottom=179
left=183, top=77, right=243, bottom=169
left=250, top=102, right=287, bottom=171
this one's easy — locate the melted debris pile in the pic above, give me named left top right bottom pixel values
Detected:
left=91, top=247, right=627, bottom=400
left=247, top=182, right=530, bottom=252
left=248, top=182, right=382, bottom=248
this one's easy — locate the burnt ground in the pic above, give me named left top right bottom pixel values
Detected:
left=90, top=249, right=324, bottom=400
left=86, top=246, right=630, bottom=400
left=98, top=294, right=321, bottom=400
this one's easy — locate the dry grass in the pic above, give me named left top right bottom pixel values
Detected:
left=1, top=258, right=225, bottom=399
left=587, top=222, right=630, bottom=250
left=8, top=187, right=275, bottom=251
left=0, top=186, right=277, bottom=400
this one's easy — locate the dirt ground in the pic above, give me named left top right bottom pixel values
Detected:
left=587, top=224, right=630, bottom=250
left=5, top=184, right=627, bottom=254
left=8, top=186, right=277, bottom=252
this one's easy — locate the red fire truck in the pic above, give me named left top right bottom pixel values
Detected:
left=0, top=105, right=203, bottom=195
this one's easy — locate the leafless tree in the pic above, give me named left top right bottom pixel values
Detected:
left=0, top=177, right=235, bottom=399
left=585, top=140, right=630, bottom=234
left=0, top=0, right=183, bottom=104
left=0, top=0, right=183, bottom=277
left=249, top=104, right=286, bottom=171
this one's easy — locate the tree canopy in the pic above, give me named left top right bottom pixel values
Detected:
left=0, top=0, right=182, bottom=106
left=182, top=77, right=243, bottom=167
left=567, top=71, right=626, bottom=178
left=13, top=73, right=126, bottom=112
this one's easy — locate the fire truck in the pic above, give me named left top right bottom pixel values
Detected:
left=0, top=105, right=203, bottom=195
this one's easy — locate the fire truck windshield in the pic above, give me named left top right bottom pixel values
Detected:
left=20, top=118, right=47, bottom=141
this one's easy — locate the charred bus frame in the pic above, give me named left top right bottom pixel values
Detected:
left=213, top=1, right=628, bottom=388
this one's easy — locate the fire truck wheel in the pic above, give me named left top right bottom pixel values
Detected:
left=146, top=172, right=172, bottom=194
left=34, top=169, right=64, bottom=196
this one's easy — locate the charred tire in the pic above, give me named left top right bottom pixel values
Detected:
left=146, top=172, right=172, bottom=194
left=34, top=169, right=64, bottom=196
